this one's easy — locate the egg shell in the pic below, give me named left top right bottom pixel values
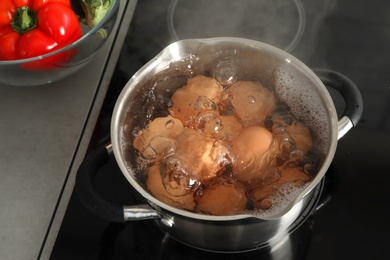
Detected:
left=228, top=80, right=276, bottom=126
left=195, top=181, right=247, bottom=216
left=215, top=114, right=243, bottom=141
left=231, top=126, right=274, bottom=184
left=191, top=110, right=243, bottom=141
left=251, top=162, right=311, bottom=210
left=168, top=75, right=223, bottom=125
left=146, top=164, right=196, bottom=211
left=285, top=121, right=313, bottom=153
left=133, top=115, right=183, bottom=156
left=175, top=127, right=227, bottom=180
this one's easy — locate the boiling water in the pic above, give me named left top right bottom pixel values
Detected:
left=122, top=59, right=327, bottom=217
left=274, top=68, right=329, bottom=153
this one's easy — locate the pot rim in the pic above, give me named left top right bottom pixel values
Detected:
left=111, top=37, right=339, bottom=221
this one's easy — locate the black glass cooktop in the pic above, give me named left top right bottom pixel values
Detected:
left=50, top=0, right=390, bottom=259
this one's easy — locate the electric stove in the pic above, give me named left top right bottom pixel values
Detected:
left=47, top=0, right=390, bottom=259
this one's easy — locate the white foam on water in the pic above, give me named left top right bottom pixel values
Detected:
left=244, top=181, right=309, bottom=218
left=274, top=68, right=329, bottom=153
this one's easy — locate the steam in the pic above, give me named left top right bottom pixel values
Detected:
left=168, top=0, right=337, bottom=58
left=168, top=0, right=305, bottom=51
left=120, top=0, right=337, bottom=78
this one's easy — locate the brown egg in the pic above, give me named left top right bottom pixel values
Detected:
left=251, top=162, right=311, bottom=210
left=251, top=184, right=278, bottom=210
left=168, top=75, right=223, bottom=126
left=228, top=81, right=276, bottom=127
left=175, top=127, right=231, bottom=180
left=175, top=128, right=215, bottom=162
left=215, top=114, right=243, bottom=141
left=160, top=154, right=202, bottom=197
left=191, top=110, right=224, bottom=137
left=278, top=161, right=312, bottom=185
left=133, top=115, right=183, bottom=162
left=195, top=181, right=247, bottom=215
left=146, top=164, right=196, bottom=211
left=285, top=121, right=313, bottom=154
left=231, top=126, right=274, bottom=184
left=192, top=110, right=243, bottom=141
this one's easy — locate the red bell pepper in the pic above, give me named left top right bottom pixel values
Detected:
left=0, top=0, right=82, bottom=70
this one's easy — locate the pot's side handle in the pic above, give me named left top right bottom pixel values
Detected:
left=75, top=145, right=161, bottom=223
left=314, top=69, right=363, bottom=139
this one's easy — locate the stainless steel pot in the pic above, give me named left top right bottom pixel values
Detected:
left=76, top=37, right=362, bottom=252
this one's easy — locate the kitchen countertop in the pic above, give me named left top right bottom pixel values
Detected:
left=0, top=1, right=137, bottom=259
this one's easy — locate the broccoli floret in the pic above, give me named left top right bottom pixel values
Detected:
left=81, top=0, right=113, bottom=29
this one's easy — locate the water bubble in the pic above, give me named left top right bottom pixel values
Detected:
left=192, top=96, right=217, bottom=111
left=165, top=119, right=175, bottom=129
left=279, top=135, right=294, bottom=161
left=218, top=94, right=235, bottom=116
left=293, top=179, right=305, bottom=187
left=264, top=168, right=281, bottom=185
left=185, top=116, right=193, bottom=126
left=303, top=163, right=313, bottom=175
left=248, top=95, right=256, bottom=104
left=272, top=124, right=285, bottom=134
left=142, top=136, right=177, bottom=162
left=209, top=140, right=233, bottom=171
left=161, top=155, right=200, bottom=196
left=213, top=59, right=238, bottom=86
left=290, top=148, right=305, bottom=162
left=142, top=146, right=157, bottom=160
left=259, top=198, right=273, bottom=210
left=194, top=112, right=223, bottom=135
left=132, top=126, right=142, bottom=137
left=195, top=187, right=204, bottom=197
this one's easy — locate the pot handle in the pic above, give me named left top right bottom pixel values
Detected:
left=314, top=69, right=363, bottom=139
left=75, top=144, right=161, bottom=223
